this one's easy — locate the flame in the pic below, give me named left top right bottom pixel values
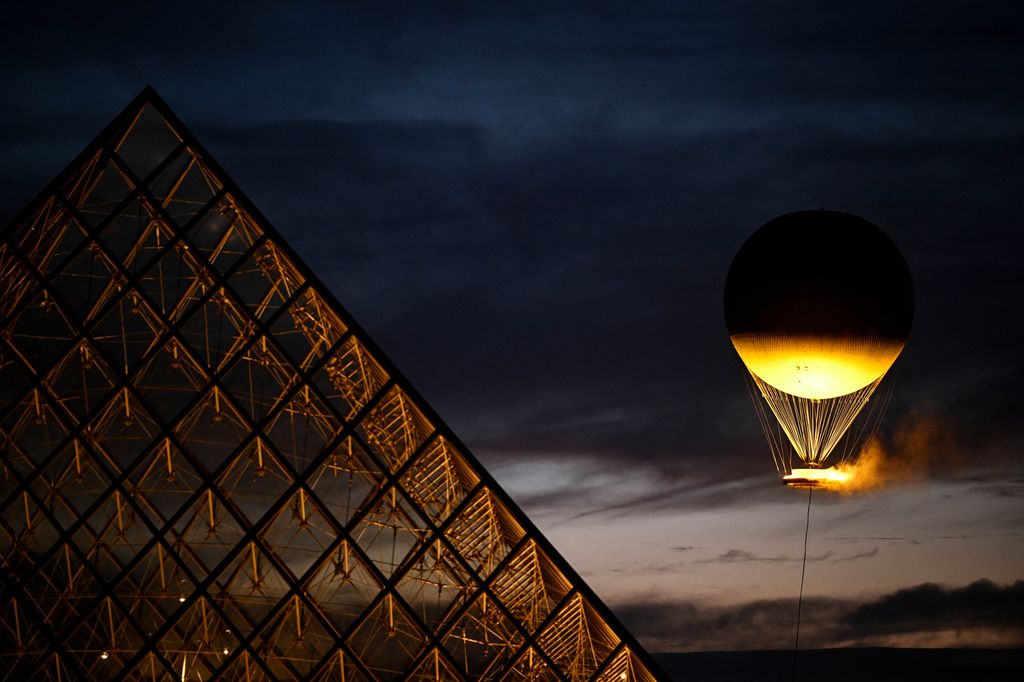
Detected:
left=784, top=412, right=957, bottom=494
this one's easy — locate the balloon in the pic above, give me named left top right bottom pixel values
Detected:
left=724, top=210, right=913, bottom=483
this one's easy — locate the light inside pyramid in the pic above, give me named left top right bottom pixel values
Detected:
left=0, top=89, right=665, bottom=681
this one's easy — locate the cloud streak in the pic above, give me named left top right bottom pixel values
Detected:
left=615, top=579, right=1024, bottom=653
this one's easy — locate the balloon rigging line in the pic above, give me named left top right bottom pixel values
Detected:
left=792, top=486, right=813, bottom=682
left=752, top=375, right=881, bottom=473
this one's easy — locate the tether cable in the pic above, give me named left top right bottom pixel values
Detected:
left=793, top=486, right=812, bottom=682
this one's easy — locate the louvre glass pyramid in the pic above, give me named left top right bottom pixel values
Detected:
left=0, top=88, right=666, bottom=681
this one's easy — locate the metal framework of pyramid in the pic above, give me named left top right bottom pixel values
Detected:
left=0, top=89, right=666, bottom=681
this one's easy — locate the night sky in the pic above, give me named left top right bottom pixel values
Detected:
left=2, top=1, right=1022, bottom=655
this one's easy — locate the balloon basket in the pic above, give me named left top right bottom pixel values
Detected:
left=783, top=467, right=851, bottom=489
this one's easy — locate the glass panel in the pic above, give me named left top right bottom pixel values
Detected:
left=400, top=436, right=479, bottom=528
left=0, top=485, right=63, bottom=571
left=12, top=198, right=89, bottom=278
left=178, top=285, right=254, bottom=373
left=441, top=591, right=524, bottom=680
left=65, top=154, right=135, bottom=228
left=137, top=238, right=212, bottom=323
left=595, top=647, right=661, bottom=682
left=3, top=287, right=76, bottom=374
left=46, top=240, right=123, bottom=325
left=113, top=103, right=182, bottom=182
left=313, top=336, right=389, bottom=423
left=34, top=438, right=112, bottom=534
left=264, top=384, right=337, bottom=475
left=133, top=336, right=208, bottom=426
left=63, top=596, right=146, bottom=678
left=501, top=647, right=562, bottom=681
left=227, top=242, right=303, bottom=323
left=444, top=489, right=525, bottom=581
left=171, top=489, right=248, bottom=583
left=217, top=436, right=294, bottom=525
left=97, top=195, right=175, bottom=275
left=0, top=342, right=30, bottom=415
left=90, top=287, right=165, bottom=378
left=187, top=194, right=263, bottom=273
left=210, top=539, right=290, bottom=627
left=358, top=386, right=432, bottom=473
left=537, top=594, right=620, bottom=682
left=128, top=437, right=205, bottom=530
left=394, top=537, right=476, bottom=632
left=154, top=595, right=239, bottom=681
left=44, top=339, right=118, bottom=422
left=0, top=244, right=36, bottom=321
left=270, top=287, right=348, bottom=371
left=259, top=487, right=337, bottom=581
left=306, top=436, right=384, bottom=529
left=2, top=389, right=70, bottom=470
left=305, top=540, right=382, bottom=637
left=149, top=148, right=223, bottom=229
left=172, top=387, right=253, bottom=473
left=407, top=648, right=465, bottom=681
left=350, top=486, right=428, bottom=579
left=22, top=540, right=101, bottom=634
left=219, top=333, right=297, bottom=424
left=490, top=540, right=572, bottom=635
left=254, top=595, right=334, bottom=678
left=88, top=387, right=162, bottom=474
left=346, top=593, right=428, bottom=680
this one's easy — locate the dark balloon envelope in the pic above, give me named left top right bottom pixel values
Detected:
left=724, top=210, right=914, bottom=342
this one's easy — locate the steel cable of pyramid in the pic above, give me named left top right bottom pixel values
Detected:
left=0, top=88, right=667, bottom=681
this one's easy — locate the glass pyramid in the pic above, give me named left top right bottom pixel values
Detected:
left=0, top=88, right=666, bottom=681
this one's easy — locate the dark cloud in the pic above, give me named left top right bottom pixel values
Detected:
left=616, top=580, right=1024, bottom=652
left=848, top=579, right=1024, bottom=632
left=699, top=549, right=835, bottom=564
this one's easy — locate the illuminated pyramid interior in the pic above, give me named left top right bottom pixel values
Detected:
left=0, top=88, right=665, bottom=681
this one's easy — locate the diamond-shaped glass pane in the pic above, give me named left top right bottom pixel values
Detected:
left=442, top=591, right=524, bottom=680
left=305, top=540, right=382, bottom=637
left=444, top=488, right=525, bottom=581
left=46, top=240, right=123, bottom=326
left=228, top=242, right=303, bottom=322
left=313, top=336, right=389, bottom=423
left=138, top=238, right=212, bottom=323
left=179, top=285, right=254, bottom=372
left=44, top=340, right=117, bottom=422
left=306, top=436, right=385, bottom=531
left=89, top=387, right=162, bottom=473
left=90, top=288, right=165, bottom=378
left=114, top=103, right=182, bottom=182
left=187, top=194, right=262, bottom=271
left=537, top=593, right=620, bottom=681
left=5, top=288, right=77, bottom=374
left=65, top=153, right=135, bottom=228
left=350, top=486, right=428, bottom=579
left=128, top=437, right=205, bottom=529
left=358, top=386, right=433, bottom=473
left=254, top=595, right=334, bottom=679
left=400, top=436, right=479, bottom=528
left=491, top=540, right=572, bottom=635
left=346, top=593, right=428, bottom=680
left=150, top=148, right=223, bottom=228
left=270, top=287, right=349, bottom=371
left=394, top=538, right=476, bottom=632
